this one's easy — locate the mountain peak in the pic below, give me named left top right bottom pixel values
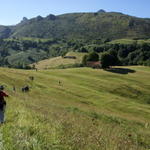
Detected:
left=97, top=9, right=106, bottom=13
left=36, top=16, right=44, bottom=21
left=22, top=17, right=28, bottom=22
left=46, top=14, right=56, bottom=20
left=18, top=17, right=28, bottom=25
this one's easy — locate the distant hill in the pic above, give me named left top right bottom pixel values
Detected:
left=0, top=11, right=150, bottom=68
left=0, top=37, right=150, bottom=68
left=0, top=25, right=13, bottom=38
left=0, top=11, right=150, bottom=39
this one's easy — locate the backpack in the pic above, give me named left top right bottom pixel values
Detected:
left=0, top=91, right=6, bottom=110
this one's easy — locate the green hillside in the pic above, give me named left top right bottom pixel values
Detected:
left=1, top=12, right=150, bottom=39
left=0, top=66, right=150, bottom=149
left=0, top=37, right=150, bottom=68
left=34, top=52, right=87, bottom=69
left=0, top=11, right=150, bottom=68
left=108, top=38, right=150, bottom=45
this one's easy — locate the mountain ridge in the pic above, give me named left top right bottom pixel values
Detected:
left=0, top=11, right=150, bottom=40
left=1, top=10, right=150, bottom=26
left=0, top=11, right=150, bottom=68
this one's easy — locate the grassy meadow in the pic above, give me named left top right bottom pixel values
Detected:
left=0, top=66, right=150, bottom=150
left=108, top=39, right=150, bottom=45
left=34, top=52, right=87, bottom=69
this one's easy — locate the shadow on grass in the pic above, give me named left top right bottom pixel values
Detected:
left=105, top=68, right=136, bottom=74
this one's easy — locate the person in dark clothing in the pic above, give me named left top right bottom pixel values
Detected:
left=22, top=86, right=30, bottom=92
left=13, top=85, right=16, bottom=92
left=0, top=85, right=9, bottom=123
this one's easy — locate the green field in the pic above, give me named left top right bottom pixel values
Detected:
left=0, top=66, right=150, bottom=150
left=34, top=52, right=87, bottom=69
left=108, top=39, right=150, bottom=45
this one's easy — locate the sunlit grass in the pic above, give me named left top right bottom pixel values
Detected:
left=0, top=66, right=150, bottom=149
left=108, top=38, right=150, bottom=45
left=34, top=52, right=87, bottom=69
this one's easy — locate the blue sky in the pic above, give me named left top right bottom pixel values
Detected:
left=0, top=0, right=150, bottom=25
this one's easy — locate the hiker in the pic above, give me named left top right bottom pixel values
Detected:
left=59, top=81, right=62, bottom=86
left=22, top=86, right=30, bottom=92
left=13, top=85, right=16, bottom=92
left=29, top=76, right=34, bottom=81
left=0, top=85, right=9, bottom=124
left=59, top=81, right=61, bottom=85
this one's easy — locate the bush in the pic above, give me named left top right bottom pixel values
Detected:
left=82, top=52, right=99, bottom=67
left=82, top=55, right=88, bottom=66
left=86, top=52, right=99, bottom=61
left=101, top=52, right=115, bottom=68
left=143, top=60, right=150, bottom=66
left=79, top=47, right=88, bottom=52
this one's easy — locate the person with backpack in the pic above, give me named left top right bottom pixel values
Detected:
left=0, top=85, right=9, bottom=124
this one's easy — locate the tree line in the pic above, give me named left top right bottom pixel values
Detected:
left=81, top=42, right=150, bottom=67
left=0, top=38, right=150, bottom=69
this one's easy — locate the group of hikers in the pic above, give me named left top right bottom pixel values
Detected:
left=0, top=75, right=36, bottom=124
left=0, top=79, right=62, bottom=124
left=0, top=84, right=31, bottom=124
left=0, top=85, right=8, bottom=124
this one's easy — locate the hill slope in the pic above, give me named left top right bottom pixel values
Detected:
left=0, top=66, right=150, bottom=149
left=0, top=11, right=150, bottom=68
left=0, top=11, right=150, bottom=39
left=34, top=52, right=87, bottom=69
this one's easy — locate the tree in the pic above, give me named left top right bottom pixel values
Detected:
left=86, top=52, right=99, bottom=61
left=82, top=55, right=88, bottom=66
left=101, top=52, right=116, bottom=68
left=61, top=51, right=68, bottom=57
left=79, top=47, right=88, bottom=52
left=103, top=38, right=111, bottom=43
left=109, top=49, right=120, bottom=66
left=82, top=52, right=99, bottom=67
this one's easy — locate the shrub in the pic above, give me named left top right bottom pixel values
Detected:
left=82, top=55, right=88, bottom=66
left=101, top=52, right=114, bottom=68
left=86, top=52, right=99, bottom=61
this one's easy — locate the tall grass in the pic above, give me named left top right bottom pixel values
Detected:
left=0, top=66, right=149, bottom=149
